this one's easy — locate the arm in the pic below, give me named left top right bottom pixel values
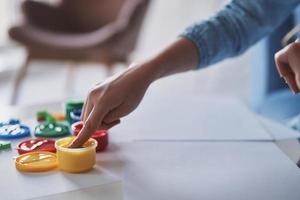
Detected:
left=69, top=38, right=199, bottom=148
left=70, top=0, right=299, bottom=148
left=181, top=0, right=300, bottom=68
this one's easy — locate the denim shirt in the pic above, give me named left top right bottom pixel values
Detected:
left=181, top=0, right=300, bottom=69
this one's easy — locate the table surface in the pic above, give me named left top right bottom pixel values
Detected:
left=1, top=95, right=300, bottom=200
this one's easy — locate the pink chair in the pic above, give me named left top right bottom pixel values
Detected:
left=9, top=0, right=149, bottom=104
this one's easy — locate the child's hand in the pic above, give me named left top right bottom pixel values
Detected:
left=275, top=39, right=300, bottom=94
left=69, top=63, right=155, bottom=148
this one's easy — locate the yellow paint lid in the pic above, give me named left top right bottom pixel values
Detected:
left=15, top=151, right=57, bottom=172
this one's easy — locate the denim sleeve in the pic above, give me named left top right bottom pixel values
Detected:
left=180, top=0, right=300, bottom=68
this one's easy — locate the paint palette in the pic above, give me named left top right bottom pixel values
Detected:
left=2, top=102, right=98, bottom=174
left=0, top=119, right=30, bottom=139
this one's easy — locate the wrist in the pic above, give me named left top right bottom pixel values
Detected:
left=141, top=58, right=165, bottom=82
left=139, top=38, right=200, bottom=82
left=128, top=38, right=200, bottom=86
left=129, top=58, right=163, bottom=86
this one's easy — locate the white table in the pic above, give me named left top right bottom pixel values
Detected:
left=112, top=141, right=300, bottom=200
left=1, top=95, right=300, bottom=200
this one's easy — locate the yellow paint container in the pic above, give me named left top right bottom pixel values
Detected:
left=55, top=136, right=97, bottom=173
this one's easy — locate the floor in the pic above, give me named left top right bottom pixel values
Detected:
left=0, top=0, right=254, bottom=106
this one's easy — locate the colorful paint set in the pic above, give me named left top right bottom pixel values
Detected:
left=1, top=100, right=109, bottom=173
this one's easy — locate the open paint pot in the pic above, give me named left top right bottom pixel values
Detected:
left=55, top=136, right=97, bottom=173
left=72, top=121, right=108, bottom=152
left=17, top=138, right=56, bottom=155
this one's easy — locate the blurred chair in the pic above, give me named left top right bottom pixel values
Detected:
left=9, top=0, right=149, bottom=105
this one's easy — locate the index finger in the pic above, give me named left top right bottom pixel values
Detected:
left=69, top=106, right=106, bottom=148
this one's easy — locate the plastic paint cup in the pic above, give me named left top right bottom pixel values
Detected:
left=55, top=136, right=97, bottom=173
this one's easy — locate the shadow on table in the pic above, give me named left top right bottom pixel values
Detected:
left=275, top=138, right=300, bottom=168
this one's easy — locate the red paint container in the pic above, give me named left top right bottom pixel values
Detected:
left=17, top=138, right=56, bottom=155
left=71, top=121, right=108, bottom=152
